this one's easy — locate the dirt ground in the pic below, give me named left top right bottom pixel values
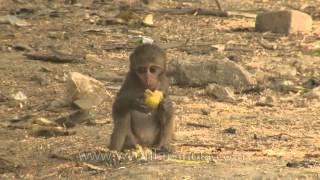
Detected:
left=1, top=0, right=320, bottom=179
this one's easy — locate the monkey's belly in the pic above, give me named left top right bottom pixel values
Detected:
left=130, top=111, right=160, bottom=146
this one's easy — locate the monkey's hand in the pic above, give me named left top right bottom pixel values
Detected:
left=157, top=97, right=173, bottom=124
left=133, top=96, right=153, bottom=113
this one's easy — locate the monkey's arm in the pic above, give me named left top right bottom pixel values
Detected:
left=110, top=90, right=137, bottom=151
left=114, top=90, right=153, bottom=114
left=155, top=97, right=174, bottom=151
left=112, top=93, right=134, bottom=114
left=110, top=113, right=131, bottom=151
left=157, top=97, right=173, bottom=123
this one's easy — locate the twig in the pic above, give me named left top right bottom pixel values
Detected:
left=24, top=52, right=85, bottom=63
left=226, top=11, right=257, bottom=18
left=157, top=8, right=228, bottom=17
left=214, top=0, right=223, bottom=11
left=125, top=7, right=256, bottom=19
left=186, top=122, right=211, bottom=129
left=49, top=153, right=72, bottom=161
left=258, top=40, right=277, bottom=50
left=255, top=102, right=274, bottom=107
left=180, top=143, right=216, bottom=148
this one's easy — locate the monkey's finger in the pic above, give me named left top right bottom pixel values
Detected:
left=159, top=98, right=173, bottom=110
left=137, top=105, right=153, bottom=113
left=133, top=100, right=153, bottom=113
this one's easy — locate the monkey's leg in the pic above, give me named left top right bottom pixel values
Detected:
left=123, top=121, right=139, bottom=149
left=110, top=114, right=131, bottom=151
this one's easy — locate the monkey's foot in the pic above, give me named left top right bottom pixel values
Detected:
left=153, top=145, right=175, bottom=154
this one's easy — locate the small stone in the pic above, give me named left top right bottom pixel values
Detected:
left=255, top=10, right=312, bottom=34
left=140, top=36, right=154, bottom=44
left=227, top=54, right=241, bottom=63
left=271, top=79, right=303, bottom=93
left=205, top=84, right=236, bottom=102
left=40, top=66, right=52, bottom=72
left=201, top=109, right=210, bottom=116
left=255, top=96, right=274, bottom=107
left=11, top=91, right=27, bottom=101
left=30, top=75, right=49, bottom=85
left=224, top=127, right=236, bottom=134
left=12, top=43, right=32, bottom=52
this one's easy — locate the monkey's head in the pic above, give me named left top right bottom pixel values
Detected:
left=129, top=44, right=166, bottom=91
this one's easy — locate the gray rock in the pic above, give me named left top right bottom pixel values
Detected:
left=271, top=79, right=302, bottom=93
left=304, top=87, right=320, bottom=99
left=66, top=72, right=110, bottom=110
left=224, top=127, right=236, bottom=134
left=255, top=10, right=312, bottom=34
left=303, top=78, right=320, bottom=89
left=168, top=59, right=256, bottom=91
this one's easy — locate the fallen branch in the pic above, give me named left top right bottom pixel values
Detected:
left=180, top=143, right=262, bottom=152
left=24, top=52, right=85, bottom=63
left=186, top=122, right=212, bottom=129
left=124, top=7, right=257, bottom=19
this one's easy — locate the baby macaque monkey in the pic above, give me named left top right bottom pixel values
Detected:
left=109, top=44, right=174, bottom=152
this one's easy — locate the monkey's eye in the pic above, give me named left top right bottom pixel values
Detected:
left=149, top=66, right=162, bottom=74
left=150, top=67, right=157, bottom=74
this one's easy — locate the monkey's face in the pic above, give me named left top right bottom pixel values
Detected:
left=135, top=63, right=162, bottom=90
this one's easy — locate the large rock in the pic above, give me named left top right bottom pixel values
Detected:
left=168, top=59, right=256, bottom=91
left=255, top=10, right=312, bottom=34
left=66, top=72, right=110, bottom=110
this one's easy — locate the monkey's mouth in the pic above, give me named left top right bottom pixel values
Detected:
left=145, top=82, right=160, bottom=91
left=146, top=85, right=157, bottom=91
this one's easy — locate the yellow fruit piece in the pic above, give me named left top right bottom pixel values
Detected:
left=142, top=14, right=154, bottom=26
left=144, top=89, right=164, bottom=109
